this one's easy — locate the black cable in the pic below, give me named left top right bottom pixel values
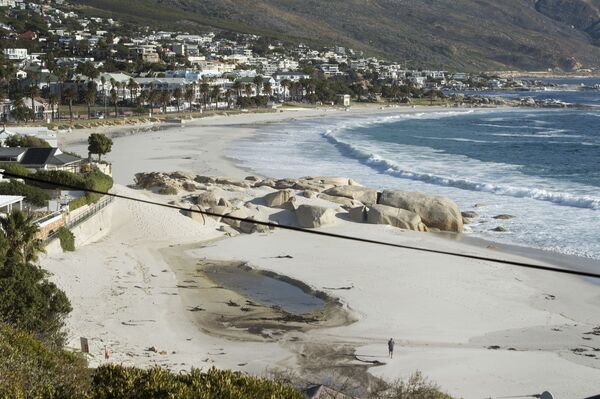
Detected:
left=5, top=170, right=600, bottom=280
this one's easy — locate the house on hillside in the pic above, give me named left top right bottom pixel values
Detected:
left=0, top=147, right=82, bottom=172
left=0, top=195, right=24, bottom=215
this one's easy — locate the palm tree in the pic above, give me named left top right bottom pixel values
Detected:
left=253, top=76, right=263, bottom=96
left=49, top=94, right=59, bottom=121
left=232, top=80, right=242, bottom=99
left=110, top=89, right=118, bottom=117
left=148, top=89, right=160, bottom=116
left=244, top=84, right=253, bottom=98
left=83, top=84, right=96, bottom=119
left=173, top=87, right=182, bottom=113
left=263, top=82, right=272, bottom=98
left=160, top=91, right=170, bottom=113
left=100, top=75, right=107, bottom=117
left=211, top=86, right=220, bottom=109
left=0, top=210, right=45, bottom=264
left=185, top=85, right=195, bottom=113
left=127, top=78, right=138, bottom=104
left=199, top=82, right=210, bottom=109
left=63, top=87, right=77, bottom=122
left=27, top=84, right=40, bottom=121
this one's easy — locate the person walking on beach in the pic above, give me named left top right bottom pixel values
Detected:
left=388, top=338, right=395, bottom=359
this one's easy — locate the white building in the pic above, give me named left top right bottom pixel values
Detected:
left=3, top=48, right=28, bottom=60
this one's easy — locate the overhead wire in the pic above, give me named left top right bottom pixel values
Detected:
left=3, top=170, right=600, bottom=280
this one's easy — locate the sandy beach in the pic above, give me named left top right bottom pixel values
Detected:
left=42, top=105, right=600, bottom=398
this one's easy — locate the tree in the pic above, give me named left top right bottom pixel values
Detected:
left=211, top=86, right=220, bottom=109
left=9, top=104, right=35, bottom=123
left=48, top=94, right=59, bottom=121
left=87, top=133, right=113, bottom=161
left=0, top=210, right=45, bottom=264
left=263, top=82, right=272, bottom=98
left=185, top=85, right=195, bottom=113
left=232, top=80, right=242, bottom=99
left=253, top=76, right=264, bottom=95
left=5, top=134, right=50, bottom=148
left=160, top=91, right=170, bottom=113
left=173, top=87, right=182, bottom=113
left=281, top=79, right=291, bottom=101
left=63, top=87, right=77, bottom=122
left=83, top=83, right=96, bottom=119
left=100, top=75, right=107, bottom=116
left=110, top=89, right=118, bottom=118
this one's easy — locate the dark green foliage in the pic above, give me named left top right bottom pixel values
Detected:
left=91, top=365, right=305, bottom=399
left=31, top=170, right=87, bottom=190
left=0, top=211, right=71, bottom=347
left=9, top=105, right=35, bottom=123
left=57, top=227, right=75, bottom=252
left=158, top=186, right=178, bottom=195
left=0, top=324, right=90, bottom=399
left=5, top=135, right=51, bottom=148
left=87, top=133, right=113, bottom=161
left=0, top=180, right=50, bottom=207
left=0, top=163, right=31, bottom=179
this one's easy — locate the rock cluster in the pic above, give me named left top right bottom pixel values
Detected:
left=134, top=173, right=465, bottom=234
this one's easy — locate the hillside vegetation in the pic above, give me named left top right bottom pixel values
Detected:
left=73, top=0, right=600, bottom=71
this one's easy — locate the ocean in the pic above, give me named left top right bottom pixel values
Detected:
left=228, top=87, right=600, bottom=260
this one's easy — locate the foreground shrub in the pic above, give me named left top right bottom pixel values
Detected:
left=0, top=256, right=72, bottom=347
left=91, top=365, right=305, bottom=399
left=0, top=163, right=32, bottom=178
left=69, top=168, right=114, bottom=211
left=57, top=227, right=75, bottom=252
left=0, top=323, right=89, bottom=399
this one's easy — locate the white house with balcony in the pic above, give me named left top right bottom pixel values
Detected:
left=3, top=48, right=28, bottom=60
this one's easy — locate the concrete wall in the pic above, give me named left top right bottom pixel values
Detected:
left=45, top=202, right=113, bottom=255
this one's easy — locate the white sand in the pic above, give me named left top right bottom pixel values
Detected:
left=42, top=106, right=600, bottom=399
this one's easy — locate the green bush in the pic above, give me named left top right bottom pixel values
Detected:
left=0, top=256, right=72, bottom=347
left=0, top=163, right=31, bottom=179
left=158, top=186, right=178, bottom=195
left=0, top=180, right=50, bottom=207
left=0, top=324, right=90, bottom=399
left=91, top=365, right=304, bottom=399
left=4, top=134, right=51, bottom=148
left=68, top=168, right=114, bottom=211
left=57, top=227, right=75, bottom=252
left=32, top=170, right=87, bottom=190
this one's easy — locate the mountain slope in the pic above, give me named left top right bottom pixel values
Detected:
left=74, top=0, right=600, bottom=71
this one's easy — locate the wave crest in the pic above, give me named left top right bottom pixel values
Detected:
left=321, top=130, right=600, bottom=210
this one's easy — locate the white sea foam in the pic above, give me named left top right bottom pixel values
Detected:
left=321, top=130, right=600, bottom=210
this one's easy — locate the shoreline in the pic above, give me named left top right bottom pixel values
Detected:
left=43, top=105, right=600, bottom=398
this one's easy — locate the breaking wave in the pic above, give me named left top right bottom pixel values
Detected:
left=321, top=130, right=600, bottom=210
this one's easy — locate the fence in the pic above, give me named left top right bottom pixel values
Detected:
left=45, top=196, right=114, bottom=242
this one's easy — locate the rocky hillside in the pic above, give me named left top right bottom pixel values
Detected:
left=74, top=0, right=600, bottom=71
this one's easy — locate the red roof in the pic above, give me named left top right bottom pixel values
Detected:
left=19, top=31, right=37, bottom=40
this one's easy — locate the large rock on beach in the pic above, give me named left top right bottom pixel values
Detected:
left=367, top=204, right=427, bottom=231
left=195, top=191, right=219, bottom=208
left=185, top=205, right=207, bottom=224
left=262, top=190, right=293, bottom=208
left=323, top=186, right=378, bottom=206
left=348, top=205, right=368, bottom=223
left=205, top=205, right=231, bottom=222
left=222, top=208, right=249, bottom=228
left=379, top=190, right=463, bottom=233
left=295, top=204, right=338, bottom=228
left=318, top=193, right=363, bottom=208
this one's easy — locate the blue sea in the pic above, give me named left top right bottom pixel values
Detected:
left=229, top=85, right=600, bottom=260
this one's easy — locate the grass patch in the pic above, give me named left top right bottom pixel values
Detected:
left=158, top=186, right=178, bottom=195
